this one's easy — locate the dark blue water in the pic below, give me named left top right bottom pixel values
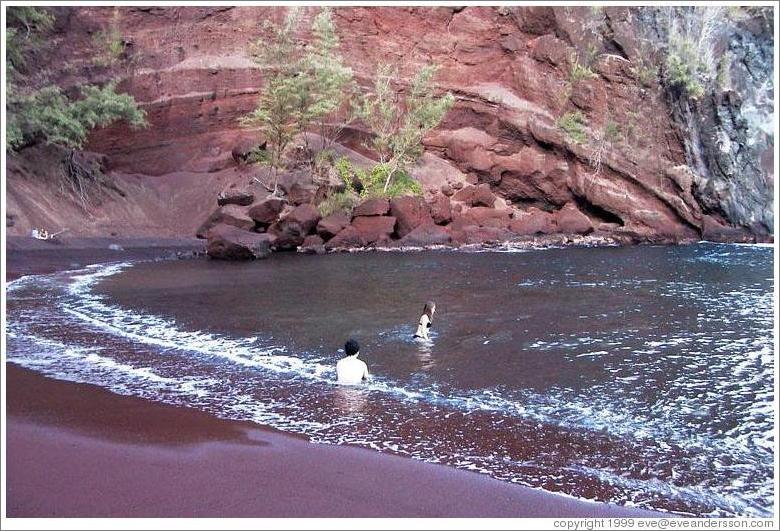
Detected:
left=5, top=243, right=775, bottom=516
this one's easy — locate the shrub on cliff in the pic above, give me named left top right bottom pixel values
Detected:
left=241, top=8, right=354, bottom=194
left=354, top=63, right=454, bottom=195
left=334, top=157, right=422, bottom=200
left=661, top=7, right=727, bottom=101
left=318, top=190, right=359, bottom=217
left=6, top=7, right=147, bottom=153
left=556, top=111, right=588, bottom=144
left=5, top=6, right=147, bottom=208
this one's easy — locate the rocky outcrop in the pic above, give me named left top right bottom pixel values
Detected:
left=634, top=7, right=774, bottom=238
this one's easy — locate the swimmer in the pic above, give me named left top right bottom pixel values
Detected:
left=413, top=301, right=436, bottom=341
left=336, top=338, right=370, bottom=385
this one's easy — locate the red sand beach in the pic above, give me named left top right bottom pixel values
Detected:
left=4, top=239, right=666, bottom=518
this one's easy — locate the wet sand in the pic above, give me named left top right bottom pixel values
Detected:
left=4, top=240, right=667, bottom=518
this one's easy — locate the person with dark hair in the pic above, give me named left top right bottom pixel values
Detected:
left=336, top=338, right=370, bottom=385
left=413, top=301, right=436, bottom=340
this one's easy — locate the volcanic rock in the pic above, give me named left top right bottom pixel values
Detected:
left=317, top=213, right=351, bottom=240
left=325, top=225, right=365, bottom=250
left=217, top=188, right=255, bottom=207
left=247, top=197, right=286, bottom=226
left=196, top=204, right=254, bottom=238
left=389, top=196, right=433, bottom=239
left=351, top=215, right=397, bottom=244
left=353, top=198, right=390, bottom=217
left=206, top=224, right=273, bottom=260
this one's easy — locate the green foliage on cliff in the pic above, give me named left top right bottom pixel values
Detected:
left=334, top=157, right=422, bottom=200
left=557, top=111, right=588, bottom=144
left=242, top=8, right=354, bottom=193
left=660, top=7, right=728, bottom=101
left=569, top=53, right=597, bottom=84
left=318, top=190, right=359, bottom=217
left=5, top=6, right=147, bottom=152
left=9, top=83, right=146, bottom=151
left=665, top=36, right=707, bottom=100
left=353, top=64, right=454, bottom=194
left=357, top=164, right=422, bottom=199
left=93, top=27, right=126, bottom=67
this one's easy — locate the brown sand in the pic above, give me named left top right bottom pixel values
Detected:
left=4, top=240, right=667, bottom=518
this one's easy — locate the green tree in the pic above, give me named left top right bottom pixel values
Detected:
left=240, top=9, right=304, bottom=195
left=5, top=7, right=147, bottom=152
left=303, top=8, right=354, bottom=153
left=354, top=64, right=454, bottom=193
left=241, top=7, right=353, bottom=194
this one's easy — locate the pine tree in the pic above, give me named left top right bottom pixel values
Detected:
left=354, top=64, right=454, bottom=193
left=241, top=7, right=354, bottom=194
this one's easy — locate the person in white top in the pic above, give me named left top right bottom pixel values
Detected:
left=413, top=301, right=436, bottom=340
left=336, top=338, right=370, bottom=385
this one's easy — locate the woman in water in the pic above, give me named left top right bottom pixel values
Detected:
left=413, top=301, right=436, bottom=341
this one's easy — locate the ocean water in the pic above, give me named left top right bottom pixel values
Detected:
left=5, top=243, right=775, bottom=516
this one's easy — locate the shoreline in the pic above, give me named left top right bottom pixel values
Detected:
left=4, top=237, right=670, bottom=518
left=4, top=364, right=665, bottom=518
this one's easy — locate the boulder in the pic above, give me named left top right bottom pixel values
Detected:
left=399, top=223, right=452, bottom=247
left=352, top=216, right=397, bottom=244
left=462, top=207, right=511, bottom=229
left=353, top=198, right=390, bottom=217
left=196, top=204, right=255, bottom=238
left=247, top=197, right=286, bottom=226
left=508, top=208, right=557, bottom=235
left=267, top=205, right=320, bottom=251
left=462, top=225, right=512, bottom=245
left=389, top=196, right=433, bottom=239
left=317, top=213, right=351, bottom=240
left=300, top=234, right=326, bottom=254
left=284, top=204, right=321, bottom=234
left=325, top=226, right=366, bottom=250
left=453, top=184, right=496, bottom=207
left=217, top=188, right=255, bottom=207
left=206, top=224, right=273, bottom=260
left=555, top=203, right=593, bottom=234
left=286, top=182, right=318, bottom=206
left=428, top=194, right=452, bottom=225
left=440, top=183, right=454, bottom=196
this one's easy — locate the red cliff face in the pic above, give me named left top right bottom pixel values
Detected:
left=6, top=6, right=772, bottom=243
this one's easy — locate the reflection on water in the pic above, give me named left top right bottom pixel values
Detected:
left=5, top=243, right=775, bottom=517
left=332, top=386, right=370, bottom=416
left=413, top=337, right=436, bottom=371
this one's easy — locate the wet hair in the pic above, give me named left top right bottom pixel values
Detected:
left=421, top=301, right=436, bottom=321
left=344, top=338, right=360, bottom=356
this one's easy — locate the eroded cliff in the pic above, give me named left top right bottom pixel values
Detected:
left=5, top=6, right=774, bottom=244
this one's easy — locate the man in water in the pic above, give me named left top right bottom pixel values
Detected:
left=336, top=338, right=370, bottom=385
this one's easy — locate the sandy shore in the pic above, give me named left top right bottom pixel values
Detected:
left=4, top=239, right=666, bottom=518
